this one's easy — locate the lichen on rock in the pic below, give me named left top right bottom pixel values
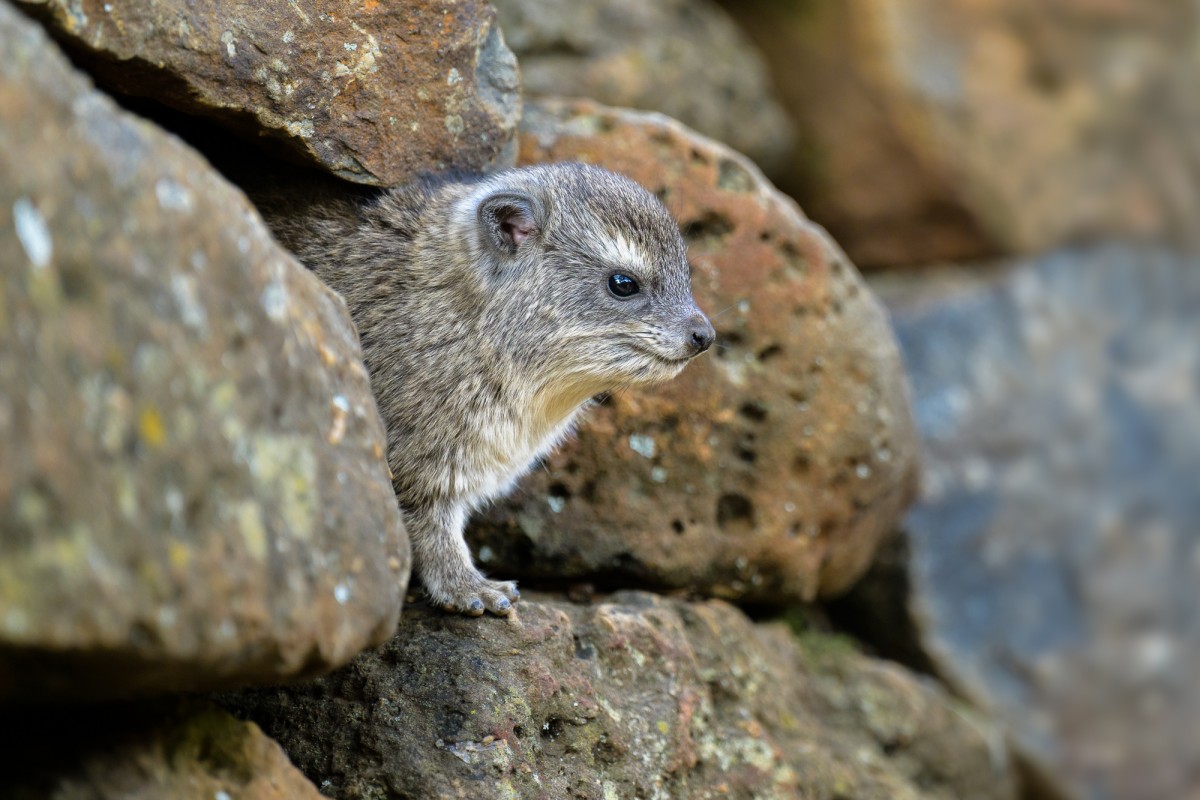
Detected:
left=224, top=593, right=1019, bottom=800
left=0, top=2, right=408, bottom=701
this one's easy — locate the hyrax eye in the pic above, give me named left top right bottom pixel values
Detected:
left=607, top=273, right=640, bottom=298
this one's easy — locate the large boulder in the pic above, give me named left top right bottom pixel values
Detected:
left=0, top=3, right=408, bottom=701
left=6, top=701, right=324, bottom=799
left=720, top=0, right=1200, bottom=265
left=465, top=99, right=919, bottom=604
left=15, top=0, right=522, bottom=184
left=492, top=0, right=794, bottom=173
left=224, top=593, right=1019, bottom=800
left=851, top=0, right=1200, bottom=253
left=714, top=0, right=1001, bottom=270
left=841, top=247, right=1200, bottom=799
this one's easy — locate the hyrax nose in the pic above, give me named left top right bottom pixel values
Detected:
left=686, top=313, right=716, bottom=355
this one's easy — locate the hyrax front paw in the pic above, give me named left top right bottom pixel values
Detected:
left=428, top=572, right=520, bottom=617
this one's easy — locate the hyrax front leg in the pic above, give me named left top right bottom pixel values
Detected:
left=406, top=501, right=519, bottom=616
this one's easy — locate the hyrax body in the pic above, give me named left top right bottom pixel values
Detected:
left=265, top=163, right=714, bottom=615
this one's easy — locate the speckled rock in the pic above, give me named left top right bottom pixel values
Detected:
left=6, top=701, right=323, bottom=799
left=224, top=593, right=1018, bottom=800
left=0, top=4, right=408, bottom=701
left=16, top=0, right=521, bottom=184
left=850, top=0, right=1199, bottom=254
left=841, top=248, right=1200, bottom=800
left=492, top=0, right=793, bottom=173
left=714, top=0, right=1001, bottom=270
left=464, top=99, right=919, bottom=603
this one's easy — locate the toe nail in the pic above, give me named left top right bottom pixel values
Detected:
left=497, top=598, right=511, bottom=610
left=470, top=599, right=484, bottom=612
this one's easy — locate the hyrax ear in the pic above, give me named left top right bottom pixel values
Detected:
left=477, top=191, right=543, bottom=255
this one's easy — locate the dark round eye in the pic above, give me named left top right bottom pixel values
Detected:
left=607, top=273, right=640, bottom=298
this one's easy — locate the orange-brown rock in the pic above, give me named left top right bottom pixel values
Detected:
left=16, top=0, right=521, bottom=184
left=466, top=99, right=919, bottom=603
left=728, top=0, right=1200, bottom=262
left=854, top=0, right=1200, bottom=253
left=715, top=0, right=1001, bottom=270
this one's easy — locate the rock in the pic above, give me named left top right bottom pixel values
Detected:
left=492, top=0, right=793, bottom=173
left=855, top=0, right=1197, bottom=254
left=15, top=0, right=521, bottom=185
left=0, top=3, right=408, bottom=701
left=721, top=0, right=1200, bottom=263
left=5, top=701, right=324, bottom=799
left=714, top=0, right=1001, bottom=270
left=223, top=593, right=1018, bottom=800
left=840, top=247, right=1200, bottom=799
left=463, top=99, right=919, bottom=603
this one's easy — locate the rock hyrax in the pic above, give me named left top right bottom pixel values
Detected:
left=264, top=163, right=714, bottom=615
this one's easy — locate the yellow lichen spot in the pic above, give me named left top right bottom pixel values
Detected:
left=168, top=540, right=190, bottom=570
left=656, top=720, right=670, bottom=734
left=138, top=406, right=166, bottom=448
left=209, top=380, right=237, bottom=411
left=248, top=435, right=316, bottom=540
left=236, top=501, right=268, bottom=560
left=28, top=264, right=62, bottom=311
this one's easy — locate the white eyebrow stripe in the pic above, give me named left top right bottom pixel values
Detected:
left=598, top=233, right=647, bottom=268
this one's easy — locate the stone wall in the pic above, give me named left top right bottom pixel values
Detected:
left=6, top=1, right=1185, bottom=798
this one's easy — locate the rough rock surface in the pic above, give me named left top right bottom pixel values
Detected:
left=854, top=0, right=1200, bottom=253
left=492, top=0, right=793, bottom=173
left=845, top=248, right=1200, bottom=800
left=0, top=4, right=408, bottom=701
left=225, top=593, right=1018, bottom=800
left=16, top=0, right=521, bottom=184
left=717, top=0, right=1001, bottom=270
left=6, top=701, right=323, bottom=799
left=464, top=99, right=919, bottom=603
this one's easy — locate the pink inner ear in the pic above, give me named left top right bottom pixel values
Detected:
left=502, top=215, right=535, bottom=247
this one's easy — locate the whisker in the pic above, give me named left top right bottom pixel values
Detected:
left=708, top=300, right=741, bottom=320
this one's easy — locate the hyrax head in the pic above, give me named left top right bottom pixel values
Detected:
left=458, top=162, right=714, bottom=389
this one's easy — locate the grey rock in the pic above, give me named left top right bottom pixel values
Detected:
left=849, top=247, right=1200, bottom=800
left=0, top=4, right=408, bottom=701
left=494, top=0, right=794, bottom=171
left=224, top=593, right=1018, bottom=800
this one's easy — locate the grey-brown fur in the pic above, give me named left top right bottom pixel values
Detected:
left=261, top=163, right=713, bottom=615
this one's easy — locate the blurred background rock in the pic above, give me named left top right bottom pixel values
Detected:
left=720, top=0, right=1200, bottom=271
